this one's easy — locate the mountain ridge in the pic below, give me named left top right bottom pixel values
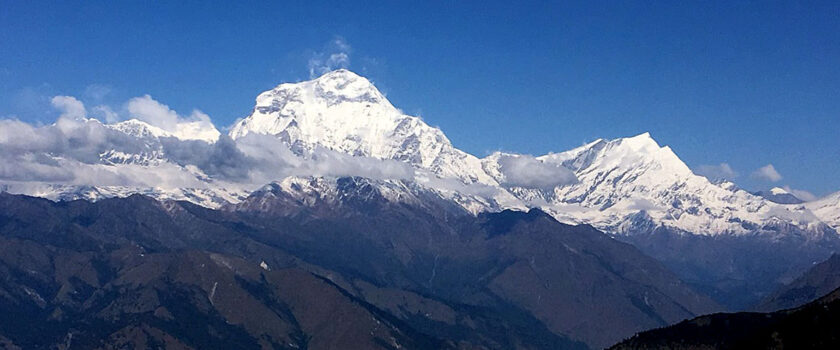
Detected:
left=4, top=69, right=835, bottom=242
left=2, top=69, right=840, bottom=310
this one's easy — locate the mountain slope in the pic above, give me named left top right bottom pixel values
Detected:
left=757, top=253, right=840, bottom=311
left=753, top=187, right=805, bottom=204
left=8, top=69, right=831, bottom=244
left=229, top=69, right=496, bottom=185
left=0, top=176, right=722, bottom=349
left=482, top=133, right=839, bottom=310
left=228, top=176, right=721, bottom=348
left=610, top=285, right=840, bottom=350
left=485, top=133, right=824, bottom=239
left=808, top=190, right=840, bottom=231
left=3, top=68, right=839, bottom=311
left=224, top=69, right=833, bottom=243
left=0, top=192, right=584, bottom=349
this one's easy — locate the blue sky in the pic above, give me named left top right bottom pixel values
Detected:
left=1, top=1, right=838, bottom=196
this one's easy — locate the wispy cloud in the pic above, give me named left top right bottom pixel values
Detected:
left=84, top=84, right=112, bottom=101
left=752, top=164, right=782, bottom=182
left=694, top=162, right=738, bottom=181
left=781, top=185, right=817, bottom=202
left=91, top=105, right=119, bottom=123
left=307, top=37, right=352, bottom=78
left=51, top=96, right=86, bottom=119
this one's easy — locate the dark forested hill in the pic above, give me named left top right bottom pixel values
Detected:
left=611, top=284, right=840, bottom=349
left=0, top=178, right=720, bottom=349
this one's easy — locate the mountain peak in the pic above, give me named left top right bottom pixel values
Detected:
left=616, top=132, right=660, bottom=151
left=228, top=71, right=497, bottom=185
left=752, top=187, right=805, bottom=205
left=293, top=69, right=387, bottom=106
left=770, top=187, right=790, bottom=195
left=316, top=68, right=362, bottom=81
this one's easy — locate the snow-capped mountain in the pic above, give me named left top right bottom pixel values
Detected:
left=5, top=68, right=840, bottom=310
left=229, top=69, right=496, bottom=185
left=111, top=117, right=219, bottom=143
left=16, top=183, right=249, bottom=209
left=481, top=133, right=828, bottom=238
left=808, top=191, right=840, bottom=231
left=232, top=175, right=499, bottom=217
left=0, top=115, right=248, bottom=208
left=752, top=187, right=805, bottom=204
left=3, top=69, right=838, bottom=242
left=223, top=69, right=835, bottom=239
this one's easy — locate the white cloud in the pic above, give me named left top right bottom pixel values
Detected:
left=233, top=133, right=414, bottom=184
left=752, top=164, right=782, bottom=182
left=625, top=198, right=662, bottom=212
left=496, top=154, right=577, bottom=189
left=0, top=95, right=416, bottom=191
left=51, top=96, right=86, bottom=119
left=781, top=185, right=817, bottom=202
left=126, top=95, right=181, bottom=131
left=694, top=162, right=738, bottom=181
left=308, top=37, right=352, bottom=78
left=92, top=105, right=119, bottom=123
left=125, top=95, right=220, bottom=141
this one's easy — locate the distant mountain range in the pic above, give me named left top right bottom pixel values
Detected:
left=757, top=253, right=840, bottom=312
left=7, top=70, right=839, bottom=232
left=752, top=187, right=805, bottom=204
left=2, top=69, right=840, bottom=311
left=612, top=278, right=840, bottom=349
left=0, top=179, right=724, bottom=349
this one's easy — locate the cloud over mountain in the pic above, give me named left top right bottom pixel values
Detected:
left=125, top=95, right=220, bottom=142
left=496, top=154, right=578, bottom=189
left=307, top=37, right=352, bottom=78
left=753, top=164, right=783, bottom=182
left=694, top=162, right=738, bottom=181
left=0, top=69, right=834, bottom=243
left=0, top=91, right=417, bottom=194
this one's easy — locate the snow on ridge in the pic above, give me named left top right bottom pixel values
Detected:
left=228, top=69, right=496, bottom=186
left=2, top=69, right=837, bottom=239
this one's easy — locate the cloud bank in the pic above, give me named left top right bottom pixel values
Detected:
left=0, top=94, right=415, bottom=193
left=781, top=185, right=817, bottom=202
